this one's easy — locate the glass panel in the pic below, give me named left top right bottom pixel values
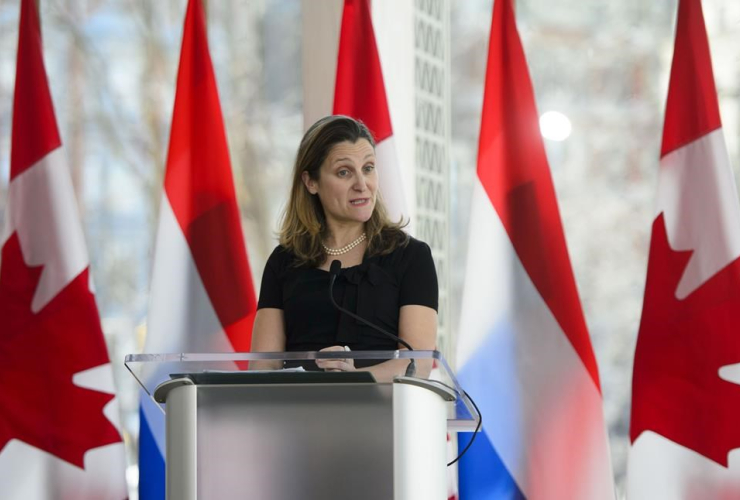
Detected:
left=125, top=350, right=479, bottom=430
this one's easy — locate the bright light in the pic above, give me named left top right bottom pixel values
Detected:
left=539, top=111, right=572, bottom=141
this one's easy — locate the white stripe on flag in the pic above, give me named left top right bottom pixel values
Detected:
left=0, top=439, right=127, bottom=499
left=0, top=149, right=88, bottom=311
left=146, top=194, right=233, bottom=355
left=655, top=129, right=740, bottom=298
left=629, top=431, right=740, bottom=499
left=375, top=136, right=408, bottom=226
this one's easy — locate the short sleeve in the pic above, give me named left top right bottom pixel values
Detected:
left=399, top=240, right=438, bottom=311
left=257, top=246, right=286, bottom=309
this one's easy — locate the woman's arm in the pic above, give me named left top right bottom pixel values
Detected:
left=398, top=304, right=437, bottom=350
left=395, top=304, right=437, bottom=377
left=316, top=304, right=437, bottom=382
left=250, top=308, right=286, bottom=370
left=365, top=304, right=436, bottom=381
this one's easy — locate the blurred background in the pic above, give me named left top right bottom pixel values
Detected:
left=1, top=0, right=739, bottom=496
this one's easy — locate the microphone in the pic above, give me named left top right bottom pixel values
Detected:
left=329, top=259, right=416, bottom=377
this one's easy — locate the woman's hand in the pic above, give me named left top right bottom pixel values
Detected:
left=316, top=346, right=355, bottom=372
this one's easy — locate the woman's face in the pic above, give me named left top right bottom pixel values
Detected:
left=302, top=139, right=378, bottom=229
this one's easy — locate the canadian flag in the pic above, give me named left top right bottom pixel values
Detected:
left=333, top=0, right=407, bottom=224
left=455, top=0, right=614, bottom=498
left=138, top=0, right=258, bottom=498
left=0, top=0, right=127, bottom=498
left=629, top=0, right=740, bottom=497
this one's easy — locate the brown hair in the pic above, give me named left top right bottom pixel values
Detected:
left=279, top=115, right=407, bottom=266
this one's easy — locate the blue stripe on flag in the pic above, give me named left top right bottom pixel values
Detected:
left=458, top=430, right=525, bottom=500
left=457, top=321, right=526, bottom=499
left=139, top=406, right=165, bottom=500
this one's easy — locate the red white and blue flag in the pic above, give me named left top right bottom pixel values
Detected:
left=333, top=0, right=407, bottom=225
left=0, top=0, right=127, bottom=497
left=455, top=0, right=614, bottom=498
left=138, top=0, right=258, bottom=498
left=629, top=0, right=740, bottom=496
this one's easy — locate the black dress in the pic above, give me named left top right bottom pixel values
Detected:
left=257, top=237, right=438, bottom=366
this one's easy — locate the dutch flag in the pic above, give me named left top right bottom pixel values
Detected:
left=138, top=1, right=257, bottom=498
left=455, top=1, right=614, bottom=498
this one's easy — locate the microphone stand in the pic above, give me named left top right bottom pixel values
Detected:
left=329, top=259, right=416, bottom=377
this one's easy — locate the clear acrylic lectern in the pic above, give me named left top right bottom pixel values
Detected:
left=125, top=350, right=478, bottom=500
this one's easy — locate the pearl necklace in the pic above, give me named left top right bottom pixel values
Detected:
left=322, top=233, right=367, bottom=256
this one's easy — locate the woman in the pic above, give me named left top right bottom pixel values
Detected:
left=251, top=115, right=437, bottom=380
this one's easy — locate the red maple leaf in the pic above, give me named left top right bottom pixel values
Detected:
left=0, top=232, right=122, bottom=468
left=631, top=213, right=740, bottom=466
